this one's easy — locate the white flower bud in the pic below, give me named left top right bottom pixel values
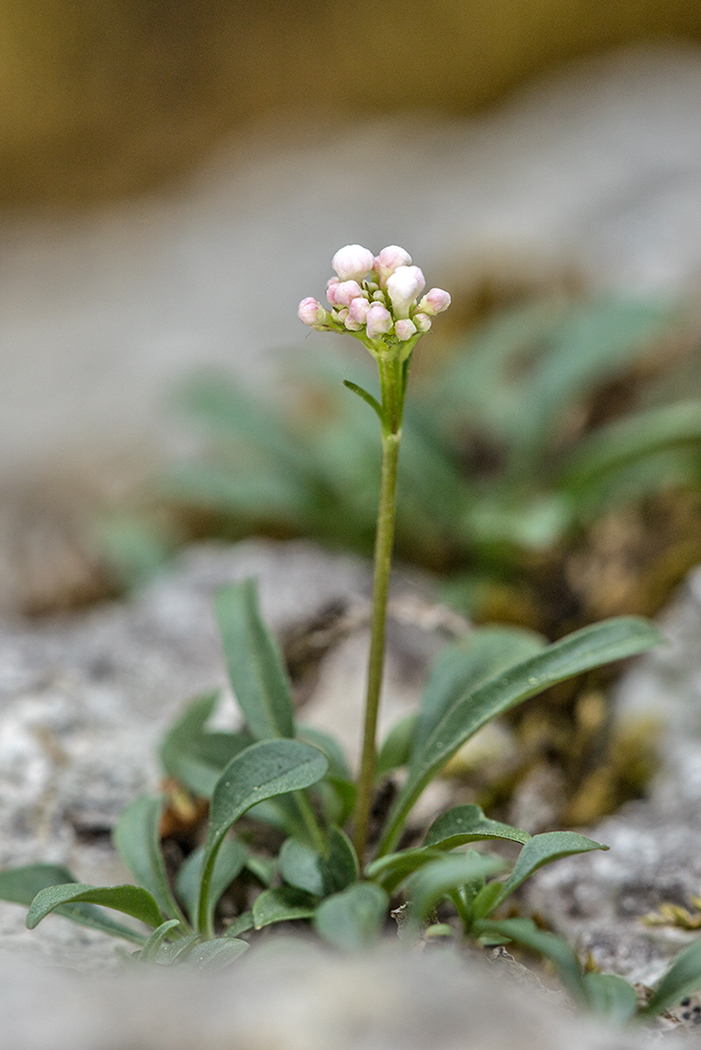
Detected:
left=331, top=244, right=376, bottom=282
left=386, top=265, right=426, bottom=319
left=413, top=313, right=432, bottom=332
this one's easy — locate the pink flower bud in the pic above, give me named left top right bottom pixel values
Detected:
left=348, top=296, right=372, bottom=323
left=326, top=277, right=340, bottom=305
left=375, top=245, right=412, bottom=285
left=344, top=315, right=363, bottom=331
left=413, top=313, right=432, bottom=332
left=366, top=303, right=393, bottom=340
left=395, top=318, right=417, bottom=341
left=386, top=265, right=426, bottom=318
left=331, top=244, right=375, bottom=282
left=297, top=297, right=328, bottom=328
left=418, top=288, right=451, bottom=315
left=333, top=280, right=364, bottom=307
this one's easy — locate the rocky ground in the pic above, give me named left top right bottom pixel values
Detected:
left=0, top=538, right=701, bottom=1045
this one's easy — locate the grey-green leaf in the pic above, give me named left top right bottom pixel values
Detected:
left=423, top=805, right=531, bottom=850
left=0, top=864, right=147, bottom=945
left=177, top=838, right=247, bottom=929
left=113, top=795, right=186, bottom=923
left=160, top=692, right=253, bottom=798
left=376, top=714, right=418, bottom=777
left=414, top=627, right=545, bottom=759
left=582, top=972, right=638, bottom=1023
left=139, top=919, right=183, bottom=963
left=27, top=883, right=163, bottom=932
left=321, top=826, right=359, bottom=895
left=198, top=739, right=328, bottom=932
left=252, top=886, right=317, bottom=929
left=186, top=937, right=249, bottom=969
left=280, top=838, right=324, bottom=896
left=491, top=832, right=607, bottom=912
left=365, top=848, right=447, bottom=896
left=377, top=616, right=662, bottom=855
left=214, top=580, right=295, bottom=740
left=314, top=883, right=388, bottom=951
left=644, top=940, right=701, bottom=1017
left=405, top=852, right=506, bottom=925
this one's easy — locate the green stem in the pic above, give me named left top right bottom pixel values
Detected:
left=352, top=355, right=406, bottom=861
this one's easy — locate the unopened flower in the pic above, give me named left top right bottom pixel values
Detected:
left=297, top=297, right=329, bottom=328
left=418, top=288, right=451, bottom=316
left=395, top=318, right=417, bottom=341
left=413, top=313, right=432, bottom=332
left=386, top=265, right=426, bottom=318
left=375, top=245, right=412, bottom=286
left=366, top=303, right=393, bottom=340
left=332, top=244, right=376, bottom=282
left=349, top=296, right=372, bottom=324
left=333, top=280, right=364, bottom=308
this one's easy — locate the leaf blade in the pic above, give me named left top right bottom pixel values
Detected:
left=197, top=739, right=328, bottom=933
left=214, top=580, right=295, bottom=741
left=113, top=795, right=186, bottom=923
left=377, top=617, right=662, bottom=855
left=27, top=883, right=163, bottom=932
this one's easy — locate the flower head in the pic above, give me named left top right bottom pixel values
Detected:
left=298, top=244, right=449, bottom=355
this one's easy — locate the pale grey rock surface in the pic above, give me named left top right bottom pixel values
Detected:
left=526, top=569, right=701, bottom=988
left=0, top=943, right=653, bottom=1050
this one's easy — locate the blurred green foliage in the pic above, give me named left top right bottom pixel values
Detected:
left=141, top=295, right=701, bottom=631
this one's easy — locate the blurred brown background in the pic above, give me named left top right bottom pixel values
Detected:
left=2, top=0, right=701, bottom=205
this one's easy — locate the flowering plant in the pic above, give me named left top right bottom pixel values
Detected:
left=2, top=245, right=694, bottom=1024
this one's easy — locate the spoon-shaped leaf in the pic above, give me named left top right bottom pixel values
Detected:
left=376, top=714, right=417, bottom=777
left=404, top=852, right=506, bottom=925
left=160, top=693, right=254, bottom=798
left=0, top=864, right=147, bottom=945
left=321, top=826, right=359, bottom=895
left=423, top=805, right=531, bottom=850
left=582, top=972, right=638, bottom=1023
left=27, top=883, right=163, bottom=932
left=280, top=838, right=324, bottom=896
left=365, top=848, right=448, bottom=895
left=490, top=831, right=607, bottom=912
left=197, top=739, right=328, bottom=933
left=139, top=919, right=183, bottom=963
left=377, top=616, right=662, bottom=855
left=176, top=838, right=247, bottom=929
left=214, top=580, right=295, bottom=740
left=252, top=886, right=317, bottom=929
left=113, top=795, right=187, bottom=924
left=413, top=627, right=545, bottom=760
left=643, top=940, right=701, bottom=1017
left=314, top=883, right=388, bottom=951
left=186, top=937, right=249, bottom=969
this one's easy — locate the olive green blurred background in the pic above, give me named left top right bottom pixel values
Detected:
left=2, top=0, right=701, bottom=206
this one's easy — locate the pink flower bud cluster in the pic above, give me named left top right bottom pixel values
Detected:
left=297, top=244, right=450, bottom=349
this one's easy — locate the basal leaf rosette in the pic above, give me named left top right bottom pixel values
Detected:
left=298, top=244, right=450, bottom=359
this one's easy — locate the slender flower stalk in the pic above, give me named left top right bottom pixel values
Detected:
left=298, top=245, right=450, bottom=861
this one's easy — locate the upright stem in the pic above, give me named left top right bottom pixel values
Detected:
left=353, top=356, right=405, bottom=861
